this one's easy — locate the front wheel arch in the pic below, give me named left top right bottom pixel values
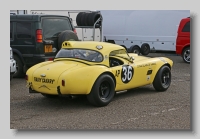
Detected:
left=153, top=65, right=171, bottom=92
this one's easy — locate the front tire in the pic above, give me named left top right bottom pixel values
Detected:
left=87, top=74, right=115, bottom=107
left=153, top=65, right=171, bottom=91
left=182, top=47, right=190, bottom=63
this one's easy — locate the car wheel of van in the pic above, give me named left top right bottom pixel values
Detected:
left=13, top=55, right=24, bottom=78
left=41, top=93, right=59, bottom=98
left=58, top=30, right=79, bottom=50
left=182, top=47, right=190, bottom=63
left=153, top=65, right=171, bottom=92
left=87, top=74, right=115, bottom=107
left=141, top=43, right=150, bottom=55
left=76, top=12, right=85, bottom=26
left=131, top=45, right=140, bottom=54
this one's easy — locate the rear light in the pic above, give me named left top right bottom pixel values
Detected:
left=36, top=29, right=43, bottom=43
left=62, top=80, right=65, bottom=86
left=25, top=75, right=28, bottom=80
left=45, top=58, right=54, bottom=61
left=73, top=29, right=77, bottom=34
left=48, top=58, right=54, bottom=61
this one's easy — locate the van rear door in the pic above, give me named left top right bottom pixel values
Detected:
left=41, top=16, right=74, bottom=54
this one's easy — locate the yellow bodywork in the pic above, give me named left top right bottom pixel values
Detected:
left=26, top=41, right=173, bottom=96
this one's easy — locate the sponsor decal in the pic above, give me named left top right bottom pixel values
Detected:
left=34, top=77, right=55, bottom=84
left=137, top=62, right=156, bottom=68
left=115, top=70, right=120, bottom=77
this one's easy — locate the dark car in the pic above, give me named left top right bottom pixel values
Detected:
left=10, top=14, right=79, bottom=77
left=176, top=17, right=190, bottom=63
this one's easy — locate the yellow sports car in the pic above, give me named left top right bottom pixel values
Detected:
left=26, top=41, right=173, bottom=107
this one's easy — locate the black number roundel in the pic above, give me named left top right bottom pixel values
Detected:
left=121, top=65, right=134, bottom=83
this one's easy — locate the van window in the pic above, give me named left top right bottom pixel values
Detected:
left=182, top=21, right=190, bottom=32
left=16, top=22, right=32, bottom=39
left=42, top=18, right=72, bottom=39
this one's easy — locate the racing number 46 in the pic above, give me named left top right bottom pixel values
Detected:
left=121, top=65, right=134, bottom=83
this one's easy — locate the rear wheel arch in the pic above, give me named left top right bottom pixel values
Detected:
left=87, top=71, right=116, bottom=94
left=87, top=72, right=116, bottom=107
left=94, top=72, right=116, bottom=87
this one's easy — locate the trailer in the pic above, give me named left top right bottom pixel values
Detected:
left=100, top=10, right=190, bottom=55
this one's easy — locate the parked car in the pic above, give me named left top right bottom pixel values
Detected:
left=176, top=17, right=190, bottom=63
left=26, top=41, right=173, bottom=107
left=10, top=14, right=79, bottom=78
left=10, top=47, right=16, bottom=80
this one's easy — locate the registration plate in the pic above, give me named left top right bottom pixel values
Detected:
left=45, top=45, right=52, bottom=53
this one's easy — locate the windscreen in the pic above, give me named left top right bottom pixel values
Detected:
left=42, top=18, right=72, bottom=39
left=55, top=48, right=103, bottom=62
left=109, top=49, right=131, bottom=61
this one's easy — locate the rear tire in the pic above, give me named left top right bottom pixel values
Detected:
left=58, top=30, right=79, bottom=50
left=87, top=74, right=115, bottom=107
left=153, top=65, right=171, bottom=91
left=13, top=55, right=24, bottom=78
